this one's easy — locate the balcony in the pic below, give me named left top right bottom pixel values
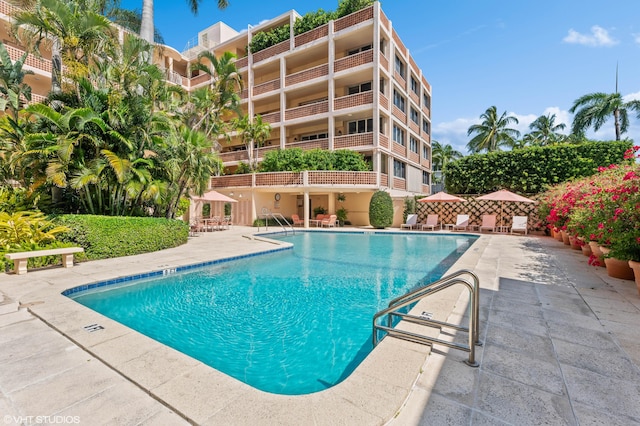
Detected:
left=253, top=78, right=280, bottom=96
left=392, top=142, right=405, bottom=156
left=235, top=56, right=248, bottom=69
left=334, top=49, right=373, bottom=73
left=294, top=24, right=329, bottom=48
left=253, top=40, right=290, bottom=64
left=210, top=170, right=378, bottom=189
left=5, top=45, right=51, bottom=74
left=285, top=64, right=328, bottom=86
left=288, top=139, right=329, bottom=151
left=285, top=100, right=328, bottom=121
left=334, top=132, right=373, bottom=149
left=408, top=151, right=419, bottom=164
left=261, top=111, right=281, bottom=124
left=219, top=150, right=248, bottom=163
left=409, top=121, right=420, bottom=135
left=421, top=158, right=430, bottom=168
left=190, top=73, right=210, bottom=87
left=392, top=106, right=406, bottom=123
left=334, top=6, right=374, bottom=32
left=394, top=71, right=406, bottom=89
left=334, top=91, right=373, bottom=110
left=380, top=94, right=389, bottom=110
left=393, top=177, right=406, bottom=190
left=379, top=134, right=389, bottom=149
left=380, top=54, right=389, bottom=72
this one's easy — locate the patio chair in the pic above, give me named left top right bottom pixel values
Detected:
left=321, top=214, right=337, bottom=227
left=452, top=214, right=470, bottom=231
left=511, top=216, right=528, bottom=235
left=401, top=214, right=418, bottom=230
left=291, top=214, right=304, bottom=227
left=421, top=214, right=440, bottom=231
left=479, top=214, right=497, bottom=232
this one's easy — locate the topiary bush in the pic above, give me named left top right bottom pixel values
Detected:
left=369, top=190, right=393, bottom=229
left=56, top=215, right=189, bottom=260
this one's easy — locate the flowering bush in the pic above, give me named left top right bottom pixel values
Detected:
left=540, top=146, right=640, bottom=261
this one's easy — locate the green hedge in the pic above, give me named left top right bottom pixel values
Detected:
left=259, top=148, right=370, bottom=172
left=56, top=215, right=189, bottom=260
left=445, top=141, right=632, bottom=194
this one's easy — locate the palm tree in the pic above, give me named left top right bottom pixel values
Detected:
left=234, top=114, right=271, bottom=171
left=525, top=113, right=567, bottom=146
left=569, top=92, right=640, bottom=141
left=466, top=106, right=520, bottom=153
left=431, top=140, right=462, bottom=171
left=140, top=0, right=229, bottom=43
left=13, top=0, right=114, bottom=96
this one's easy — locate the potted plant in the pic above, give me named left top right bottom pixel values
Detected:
left=336, top=207, right=348, bottom=227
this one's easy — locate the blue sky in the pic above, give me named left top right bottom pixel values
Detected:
left=123, top=0, right=640, bottom=154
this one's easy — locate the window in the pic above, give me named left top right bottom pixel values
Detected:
left=300, top=132, right=328, bottom=141
left=348, top=44, right=372, bottom=56
left=394, top=55, right=405, bottom=78
left=410, top=108, right=419, bottom=124
left=348, top=81, right=372, bottom=95
left=379, top=116, right=386, bottom=134
left=409, top=136, right=419, bottom=153
left=423, top=93, right=431, bottom=109
left=422, top=119, right=430, bottom=134
left=393, top=159, right=406, bottom=178
left=348, top=118, right=374, bottom=134
left=380, top=78, right=386, bottom=95
left=393, top=89, right=406, bottom=112
left=410, top=76, right=419, bottom=95
left=422, top=170, right=429, bottom=185
left=379, top=39, right=386, bottom=54
left=422, top=144, right=429, bottom=159
left=393, top=125, right=405, bottom=146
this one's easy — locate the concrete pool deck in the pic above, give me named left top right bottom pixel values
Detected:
left=1, top=227, right=639, bottom=425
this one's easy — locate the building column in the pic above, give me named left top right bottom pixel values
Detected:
left=303, top=190, right=310, bottom=228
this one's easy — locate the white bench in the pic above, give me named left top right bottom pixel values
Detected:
left=5, top=247, right=84, bottom=275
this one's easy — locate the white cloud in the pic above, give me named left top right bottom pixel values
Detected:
left=623, top=91, right=640, bottom=102
left=633, top=33, right=640, bottom=45
left=563, top=25, right=618, bottom=47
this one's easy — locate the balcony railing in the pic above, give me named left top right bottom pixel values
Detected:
left=285, top=63, right=328, bottom=86
left=219, top=150, right=248, bottom=162
left=253, top=78, right=280, bottom=96
left=5, top=45, right=52, bottom=73
left=334, top=132, right=373, bottom=149
left=408, top=151, right=419, bottom=164
left=253, top=40, right=290, bottom=64
left=392, top=142, right=405, bottom=156
left=334, top=49, right=373, bottom=73
left=334, top=5, right=374, bottom=32
left=334, top=91, right=373, bottom=110
left=294, top=24, right=329, bottom=48
left=379, top=134, right=389, bottom=149
left=287, top=139, right=329, bottom=151
left=261, top=111, right=281, bottom=124
left=210, top=170, right=378, bottom=188
left=394, top=71, right=406, bottom=89
left=380, top=94, right=389, bottom=110
left=393, top=177, right=406, bottom=190
left=285, top=100, right=328, bottom=120
left=190, top=73, right=210, bottom=86
left=380, top=173, right=388, bottom=187
left=235, top=56, right=248, bottom=69
left=380, top=54, right=389, bottom=72
left=392, top=106, right=406, bottom=123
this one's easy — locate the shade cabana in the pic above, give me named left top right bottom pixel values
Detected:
left=475, top=189, right=535, bottom=228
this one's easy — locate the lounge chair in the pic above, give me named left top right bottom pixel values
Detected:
left=479, top=214, right=497, bottom=232
left=291, top=214, right=304, bottom=227
left=511, top=216, right=528, bottom=235
left=321, top=214, right=337, bottom=227
left=452, top=214, right=470, bottom=231
left=421, top=214, right=440, bottom=231
left=401, top=214, right=418, bottom=230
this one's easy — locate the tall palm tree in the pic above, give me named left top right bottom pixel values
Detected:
left=13, top=0, right=114, bottom=96
left=569, top=92, right=640, bottom=141
left=431, top=140, right=462, bottom=171
left=526, top=113, right=567, bottom=146
left=140, top=0, right=228, bottom=43
left=234, top=114, right=271, bottom=171
left=466, top=106, right=520, bottom=153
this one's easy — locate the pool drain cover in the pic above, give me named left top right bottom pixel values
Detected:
left=84, top=323, right=104, bottom=332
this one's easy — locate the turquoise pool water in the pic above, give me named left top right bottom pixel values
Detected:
left=68, top=231, right=477, bottom=395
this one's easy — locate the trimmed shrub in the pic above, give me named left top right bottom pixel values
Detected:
left=445, top=141, right=632, bottom=194
left=56, top=215, right=188, bottom=260
left=259, top=148, right=370, bottom=172
left=369, top=190, right=393, bottom=229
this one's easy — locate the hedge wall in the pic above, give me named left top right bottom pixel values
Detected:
left=444, top=141, right=632, bottom=194
left=56, top=215, right=189, bottom=260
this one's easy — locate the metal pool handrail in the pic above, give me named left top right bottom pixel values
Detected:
left=372, top=269, right=481, bottom=367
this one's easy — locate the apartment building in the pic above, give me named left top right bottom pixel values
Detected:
left=0, top=1, right=432, bottom=227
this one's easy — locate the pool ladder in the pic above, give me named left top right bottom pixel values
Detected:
left=372, top=269, right=481, bottom=367
left=259, top=209, right=295, bottom=235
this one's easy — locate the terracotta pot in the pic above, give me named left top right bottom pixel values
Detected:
left=561, top=230, right=570, bottom=245
left=629, top=260, right=640, bottom=295
left=581, top=244, right=592, bottom=257
left=588, top=242, right=605, bottom=267
left=569, top=235, right=582, bottom=250
left=603, top=257, right=635, bottom=281
left=554, top=228, right=563, bottom=241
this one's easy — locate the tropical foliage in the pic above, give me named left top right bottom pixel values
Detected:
left=259, top=148, right=370, bottom=172
left=431, top=140, right=462, bottom=171
left=524, top=114, right=567, bottom=146
left=570, top=92, right=640, bottom=141
left=445, top=141, right=632, bottom=194
left=466, top=106, right=520, bottom=153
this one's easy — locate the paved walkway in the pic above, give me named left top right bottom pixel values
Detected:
left=1, top=228, right=639, bottom=425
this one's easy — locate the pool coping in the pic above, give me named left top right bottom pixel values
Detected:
left=2, top=227, right=488, bottom=425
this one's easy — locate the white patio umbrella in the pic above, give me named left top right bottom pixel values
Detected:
left=475, top=189, right=535, bottom=227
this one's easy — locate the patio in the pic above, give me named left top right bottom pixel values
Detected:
left=1, top=228, right=639, bottom=425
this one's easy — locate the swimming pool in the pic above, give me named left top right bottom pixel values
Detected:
left=67, top=231, right=477, bottom=395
